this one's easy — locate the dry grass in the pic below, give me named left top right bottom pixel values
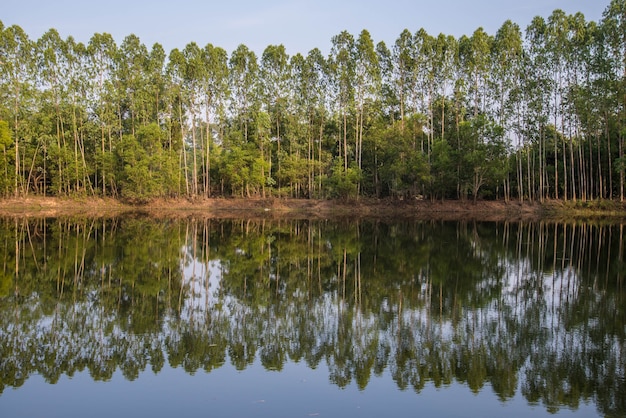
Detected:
left=0, top=196, right=555, bottom=221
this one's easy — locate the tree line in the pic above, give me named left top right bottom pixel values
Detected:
left=1, top=1, right=625, bottom=201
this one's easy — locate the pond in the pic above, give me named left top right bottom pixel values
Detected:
left=0, top=217, right=624, bottom=417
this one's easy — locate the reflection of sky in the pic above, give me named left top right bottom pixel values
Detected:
left=181, top=246, right=224, bottom=313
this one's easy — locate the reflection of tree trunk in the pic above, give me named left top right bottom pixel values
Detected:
left=619, top=225, right=624, bottom=287
left=14, top=219, right=19, bottom=296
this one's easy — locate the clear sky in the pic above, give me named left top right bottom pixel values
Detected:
left=3, top=0, right=609, bottom=56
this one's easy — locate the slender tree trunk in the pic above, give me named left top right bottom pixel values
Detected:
left=608, top=119, right=613, bottom=200
left=205, top=104, right=211, bottom=197
left=14, top=94, right=20, bottom=197
left=343, top=108, right=348, bottom=172
left=179, top=101, right=190, bottom=196
left=190, top=109, right=199, bottom=197
left=598, top=121, right=605, bottom=199
left=589, top=135, right=595, bottom=200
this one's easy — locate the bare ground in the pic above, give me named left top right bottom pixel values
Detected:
left=0, top=196, right=562, bottom=221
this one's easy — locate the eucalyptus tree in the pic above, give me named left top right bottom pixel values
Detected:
left=289, top=52, right=322, bottom=197
left=37, top=28, right=68, bottom=196
left=433, top=34, right=457, bottom=145
left=181, top=42, right=204, bottom=196
left=391, top=29, right=415, bottom=130
left=260, top=44, right=290, bottom=190
left=87, top=32, right=118, bottom=196
left=353, top=29, right=380, bottom=182
left=559, top=13, right=585, bottom=202
left=166, top=48, right=190, bottom=196
left=371, top=40, right=393, bottom=196
left=566, top=13, right=595, bottom=202
left=460, top=28, right=493, bottom=119
left=375, top=40, right=393, bottom=117
left=228, top=44, right=259, bottom=144
left=227, top=44, right=264, bottom=196
left=0, top=24, right=35, bottom=196
left=413, top=29, right=436, bottom=155
left=116, top=34, right=149, bottom=136
left=200, top=43, right=229, bottom=196
left=290, top=52, right=313, bottom=195
left=329, top=31, right=356, bottom=174
left=588, top=18, right=616, bottom=200
left=65, top=36, right=96, bottom=195
left=491, top=20, right=523, bottom=201
left=601, top=0, right=626, bottom=201
left=524, top=16, right=552, bottom=201
left=546, top=9, right=572, bottom=200
left=291, top=48, right=330, bottom=197
left=144, top=43, right=167, bottom=125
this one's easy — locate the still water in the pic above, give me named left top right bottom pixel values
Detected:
left=0, top=217, right=624, bottom=417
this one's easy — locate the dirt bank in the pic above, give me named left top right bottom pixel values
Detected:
left=0, top=196, right=560, bottom=221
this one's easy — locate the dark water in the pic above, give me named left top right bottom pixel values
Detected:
left=0, top=217, right=624, bottom=417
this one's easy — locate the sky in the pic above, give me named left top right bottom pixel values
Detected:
left=3, top=0, right=609, bottom=56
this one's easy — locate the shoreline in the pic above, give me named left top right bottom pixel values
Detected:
left=1, top=196, right=625, bottom=221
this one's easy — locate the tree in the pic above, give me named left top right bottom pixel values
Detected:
left=200, top=43, right=229, bottom=197
left=329, top=31, right=356, bottom=173
left=391, top=29, right=415, bottom=129
left=0, top=24, right=35, bottom=197
left=260, top=44, right=290, bottom=192
left=459, top=115, right=507, bottom=202
left=87, top=32, right=118, bottom=196
left=354, top=29, right=380, bottom=188
left=601, top=0, right=626, bottom=201
left=492, top=20, right=523, bottom=202
left=229, top=44, right=259, bottom=144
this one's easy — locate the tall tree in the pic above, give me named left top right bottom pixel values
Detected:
left=87, top=32, right=118, bottom=196
left=260, top=44, right=290, bottom=191
left=354, top=29, right=380, bottom=183
left=601, top=0, right=626, bottom=201
left=200, top=43, right=229, bottom=197
left=492, top=20, right=522, bottom=201
left=329, top=31, right=356, bottom=173
left=0, top=24, right=35, bottom=196
left=391, top=29, right=415, bottom=130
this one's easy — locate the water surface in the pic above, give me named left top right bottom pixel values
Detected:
left=0, top=218, right=624, bottom=417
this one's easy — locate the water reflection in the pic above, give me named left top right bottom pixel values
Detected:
left=0, top=218, right=624, bottom=416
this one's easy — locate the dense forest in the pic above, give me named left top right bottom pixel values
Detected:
left=0, top=1, right=625, bottom=201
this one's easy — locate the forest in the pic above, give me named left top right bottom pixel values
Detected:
left=0, top=0, right=625, bottom=202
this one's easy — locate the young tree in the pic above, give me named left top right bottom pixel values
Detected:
left=87, top=32, right=118, bottom=196
left=260, top=44, right=290, bottom=191
left=200, top=43, right=229, bottom=197
left=354, top=29, right=380, bottom=186
left=601, top=0, right=626, bottom=201
left=329, top=31, right=356, bottom=173
left=492, top=20, right=523, bottom=201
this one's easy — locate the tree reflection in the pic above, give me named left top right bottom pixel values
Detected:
left=0, top=217, right=624, bottom=416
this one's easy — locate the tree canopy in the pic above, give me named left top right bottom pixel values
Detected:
left=1, top=1, right=625, bottom=201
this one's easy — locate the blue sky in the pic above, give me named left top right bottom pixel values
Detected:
left=3, top=0, right=608, bottom=55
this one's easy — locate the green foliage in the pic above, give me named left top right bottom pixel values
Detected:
left=0, top=120, right=11, bottom=149
left=0, top=3, right=625, bottom=201
left=325, top=159, right=361, bottom=198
